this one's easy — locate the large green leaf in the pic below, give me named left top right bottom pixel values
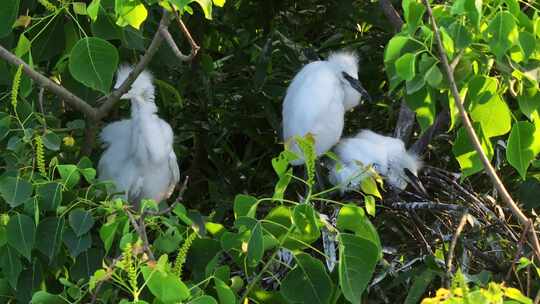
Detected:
left=336, top=204, right=381, bottom=253
left=506, top=121, right=540, bottom=179
left=404, top=269, right=436, bottom=304
left=0, top=176, right=33, bottom=208
left=0, top=0, right=19, bottom=38
left=35, top=217, right=64, bottom=262
left=291, top=203, right=320, bottom=241
left=115, top=0, right=148, bottom=29
left=384, top=36, right=409, bottom=63
left=63, top=228, right=91, bottom=258
left=246, top=222, right=263, bottom=267
left=404, top=1, right=425, bottom=34
left=233, top=194, right=258, bottom=219
left=57, top=164, right=81, bottom=189
left=31, top=291, right=66, bottom=304
left=192, top=0, right=213, bottom=19
left=69, top=208, right=95, bottom=237
left=452, top=124, right=494, bottom=178
left=188, top=295, right=218, bottom=304
left=487, top=11, right=518, bottom=59
left=71, top=248, right=104, bottom=282
left=99, top=219, right=120, bottom=254
left=280, top=253, right=333, bottom=304
left=468, top=76, right=511, bottom=138
left=0, top=246, right=22, bottom=289
left=37, top=182, right=62, bottom=211
left=518, top=86, right=540, bottom=120
left=142, top=262, right=190, bottom=303
left=7, top=214, right=35, bottom=261
left=68, top=37, right=119, bottom=94
left=395, top=53, right=416, bottom=81
left=404, top=87, right=436, bottom=133
left=214, top=277, right=236, bottom=304
left=338, top=233, right=380, bottom=303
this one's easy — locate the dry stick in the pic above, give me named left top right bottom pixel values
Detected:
left=160, top=12, right=200, bottom=61
left=125, top=207, right=155, bottom=261
left=447, top=211, right=469, bottom=273
left=422, top=0, right=540, bottom=262
left=505, top=222, right=531, bottom=282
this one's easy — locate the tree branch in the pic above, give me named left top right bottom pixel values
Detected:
left=422, top=0, right=540, bottom=262
left=96, top=10, right=172, bottom=119
left=160, top=12, right=200, bottom=61
left=379, top=0, right=404, bottom=31
left=0, top=45, right=99, bottom=120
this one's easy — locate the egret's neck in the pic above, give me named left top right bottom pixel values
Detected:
left=130, top=95, right=157, bottom=117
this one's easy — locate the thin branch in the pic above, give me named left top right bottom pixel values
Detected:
left=124, top=207, right=155, bottom=261
left=379, top=0, right=404, bottom=31
left=160, top=28, right=198, bottom=61
left=96, top=10, right=171, bottom=119
left=390, top=201, right=465, bottom=212
left=447, top=211, right=469, bottom=273
left=175, top=12, right=200, bottom=53
left=0, top=45, right=98, bottom=119
left=422, top=0, right=540, bottom=262
left=505, top=222, right=531, bottom=282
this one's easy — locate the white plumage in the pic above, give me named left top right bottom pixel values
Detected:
left=329, top=130, right=424, bottom=194
left=282, top=51, right=370, bottom=165
left=98, top=65, right=180, bottom=207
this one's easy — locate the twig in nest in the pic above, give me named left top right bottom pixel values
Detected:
left=447, top=211, right=469, bottom=273
left=390, top=201, right=466, bottom=213
left=505, top=221, right=531, bottom=282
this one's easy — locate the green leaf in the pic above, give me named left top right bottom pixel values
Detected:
left=57, top=164, right=81, bottom=189
left=7, top=214, right=35, bottom=261
left=212, top=0, right=225, bottom=7
left=0, top=246, right=22, bottom=289
left=214, top=277, right=237, bottom=304
left=0, top=112, right=10, bottom=141
left=425, top=64, right=443, bottom=87
left=339, top=233, right=380, bottom=303
left=69, top=208, right=94, bottom=237
left=0, top=176, right=33, bottom=208
left=0, top=0, right=19, bottom=38
left=99, top=219, right=119, bottom=253
left=384, top=36, right=409, bottom=63
left=518, top=86, right=540, bottom=120
left=68, top=37, right=119, bottom=94
left=193, top=0, right=213, bottom=19
left=470, top=94, right=511, bottom=138
left=506, top=121, right=540, bottom=179
left=395, top=53, right=416, bottom=81
left=42, top=132, right=61, bottom=151
left=487, top=11, right=518, bottom=59
left=280, top=253, right=333, bottom=304
left=404, top=87, right=436, bottom=133
left=360, top=176, right=382, bottom=199
left=115, top=0, right=148, bottom=29
left=71, top=248, right=104, bottom=282
left=519, top=31, right=536, bottom=60
left=63, top=228, right=91, bottom=258
left=292, top=203, right=320, bottom=240
left=364, top=195, right=376, bottom=216
left=233, top=194, right=258, bottom=219
left=452, top=124, right=494, bottom=178
left=35, top=217, right=64, bottom=261
left=449, top=22, right=472, bottom=49
left=188, top=295, right=218, bottom=304
left=336, top=204, right=381, bottom=252
left=31, top=291, right=66, bottom=304
left=72, top=2, right=88, bottom=15
left=142, top=263, right=190, bottom=303
left=404, top=270, right=435, bottom=304
left=246, top=222, right=263, bottom=267
left=37, top=182, right=62, bottom=211
left=15, top=34, right=31, bottom=58
left=405, top=1, right=425, bottom=34
left=88, top=0, right=101, bottom=21
left=439, top=27, right=455, bottom=59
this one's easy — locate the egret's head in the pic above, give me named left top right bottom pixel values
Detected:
left=115, top=64, right=155, bottom=102
left=386, top=150, right=426, bottom=195
left=328, top=51, right=371, bottom=110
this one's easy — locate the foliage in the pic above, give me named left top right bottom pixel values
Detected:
left=0, top=0, right=540, bottom=303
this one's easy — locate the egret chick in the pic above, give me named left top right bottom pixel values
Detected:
left=329, top=130, right=426, bottom=195
left=282, top=51, right=371, bottom=165
left=98, top=65, right=180, bottom=208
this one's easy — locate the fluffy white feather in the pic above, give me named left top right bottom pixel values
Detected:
left=329, top=130, right=422, bottom=193
left=98, top=65, right=180, bottom=207
left=282, top=50, right=365, bottom=166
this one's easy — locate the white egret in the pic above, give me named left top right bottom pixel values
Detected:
left=282, top=50, right=371, bottom=165
left=98, top=65, right=180, bottom=208
left=329, top=130, right=426, bottom=195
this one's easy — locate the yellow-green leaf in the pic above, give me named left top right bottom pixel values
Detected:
left=506, top=121, right=540, bottom=179
left=115, top=0, right=148, bottom=29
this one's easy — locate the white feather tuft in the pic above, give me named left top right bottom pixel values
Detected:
left=115, top=64, right=155, bottom=102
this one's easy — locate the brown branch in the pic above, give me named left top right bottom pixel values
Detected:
left=379, top=0, right=404, bottom=31
left=505, top=222, right=531, bottom=282
left=0, top=45, right=99, bottom=120
left=422, top=0, right=540, bottom=262
left=124, top=207, right=155, bottom=261
left=96, top=10, right=172, bottom=120
left=447, top=211, right=468, bottom=273
left=160, top=12, right=200, bottom=61
left=175, top=13, right=200, bottom=53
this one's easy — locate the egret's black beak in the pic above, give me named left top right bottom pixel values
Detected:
left=403, top=168, right=428, bottom=197
left=342, top=72, right=372, bottom=102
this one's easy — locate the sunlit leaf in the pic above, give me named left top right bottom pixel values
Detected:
left=452, top=124, right=493, bottom=178
left=395, top=53, right=416, bottom=81
left=506, top=121, right=540, bottom=179
left=487, top=11, right=518, bottom=59
left=115, top=0, right=148, bottom=29
left=246, top=222, right=263, bottom=267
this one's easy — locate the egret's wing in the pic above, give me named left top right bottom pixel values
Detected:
left=100, top=120, right=131, bottom=147
left=98, top=120, right=132, bottom=182
left=282, top=62, right=342, bottom=140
